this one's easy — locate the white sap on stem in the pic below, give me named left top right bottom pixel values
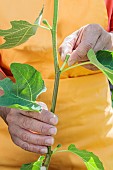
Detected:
left=40, top=166, right=47, bottom=170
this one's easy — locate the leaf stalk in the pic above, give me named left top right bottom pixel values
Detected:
left=39, top=25, right=50, bottom=30
left=61, top=61, right=92, bottom=73
left=60, top=54, right=70, bottom=72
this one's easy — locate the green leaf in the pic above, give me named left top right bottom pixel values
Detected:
left=68, top=144, right=104, bottom=170
left=0, top=63, right=46, bottom=112
left=32, top=156, right=45, bottom=170
left=20, top=156, right=45, bottom=170
left=0, top=7, right=44, bottom=49
left=20, top=163, right=33, bottom=170
left=87, top=49, right=113, bottom=85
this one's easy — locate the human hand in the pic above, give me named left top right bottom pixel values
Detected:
left=59, top=24, right=113, bottom=70
left=6, top=102, right=58, bottom=154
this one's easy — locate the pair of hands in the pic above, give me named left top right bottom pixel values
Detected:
left=5, top=24, right=113, bottom=154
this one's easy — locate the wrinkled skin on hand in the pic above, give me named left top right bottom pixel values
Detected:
left=5, top=102, right=58, bottom=154
left=59, top=24, right=113, bottom=70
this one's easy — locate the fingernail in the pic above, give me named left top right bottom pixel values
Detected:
left=45, top=138, right=54, bottom=145
left=49, top=127, right=57, bottom=135
left=50, top=117, right=58, bottom=125
left=40, top=148, right=48, bottom=154
left=61, top=52, right=64, bottom=57
left=61, top=52, right=65, bottom=61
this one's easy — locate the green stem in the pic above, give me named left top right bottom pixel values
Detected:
left=61, top=61, right=92, bottom=73
left=50, top=0, right=59, bottom=112
left=39, top=25, right=50, bottom=30
left=43, top=147, right=52, bottom=169
left=60, top=54, right=70, bottom=71
left=43, top=71, right=60, bottom=169
left=53, top=150, right=67, bottom=154
left=43, top=0, right=59, bottom=169
left=51, top=0, right=59, bottom=73
left=51, top=71, right=60, bottom=113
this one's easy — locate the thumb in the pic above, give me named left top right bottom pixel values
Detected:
left=59, top=30, right=80, bottom=61
left=36, top=101, right=48, bottom=111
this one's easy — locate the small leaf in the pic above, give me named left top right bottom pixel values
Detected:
left=57, top=144, right=62, bottom=148
left=0, top=7, right=44, bottom=49
left=32, top=156, right=45, bottom=170
left=68, top=144, right=104, bottom=170
left=34, top=6, right=44, bottom=25
left=0, top=63, right=46, bottom=112
left=87, top=49, right=113, bottom=85
left=20, top=163, right=33, bottom=170
left=53, top=144, right=62, bottom=154
left=42, top=19, right=52, bottom=30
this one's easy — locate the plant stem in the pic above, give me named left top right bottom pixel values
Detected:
left=43, top=147, right=52, bottom=169
left=50, top=0, right=59, bottom=112
left=60, top=54, right=70, bottom=72
left=50, top=71, right=60, bottom=113
left=61, top=61, right=92, bottom=73
left=43, top=0, right=59, bottom=169
left=39, top=25, right=50, bottom=30
left=53, top=150, right=68, bottom=154
left=51, top=0, right=59, bottom=73
left=43, top=71, right=60, bottom=169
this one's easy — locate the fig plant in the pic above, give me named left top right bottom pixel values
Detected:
left=0, top=0, right=113, bottom=170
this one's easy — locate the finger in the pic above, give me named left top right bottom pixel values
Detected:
left=93, top=33, right=111, bottom=52
left=9, top=125, right=54, bottom=146
left=68, top=24, right=102, bottom=66
left=59, top=30, right=80, bottom=61
left=7, top=113, right=57, bottom=135
left=20, top=109, right=58, bottom=126
left=73, top=27, right=84, bottom=49
left=11, top=135, right=48, bottom=154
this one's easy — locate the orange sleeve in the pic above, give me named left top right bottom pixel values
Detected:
left=110, top=11, right=113, bottom=31
left=105, top=0, right=113, bottom=31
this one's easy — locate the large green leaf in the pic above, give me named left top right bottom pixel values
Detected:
left=0, top=63, right=46, bottom=112
left=20, top=156, right=45, bottom=170
left=87, top=49, right=113, bottom=85
left=32, top=156, right=45, bottom=170
left=0, top=7, right=43, bottom=49
left=68, top=144, right=104, bottom=170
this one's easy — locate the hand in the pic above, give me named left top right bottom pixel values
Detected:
left=6, top=102, right=58, bottom=154
left=59, top=24, right=113, bottom=70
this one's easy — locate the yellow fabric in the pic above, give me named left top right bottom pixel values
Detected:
left=0, top=0, right=113, bottom=170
